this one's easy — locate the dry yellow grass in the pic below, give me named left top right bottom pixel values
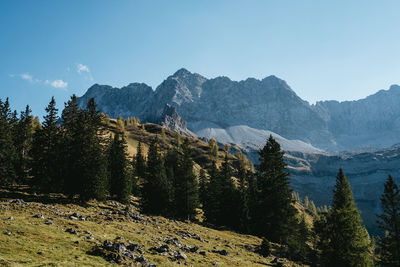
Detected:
left=0, top=187, right=308, bottom=267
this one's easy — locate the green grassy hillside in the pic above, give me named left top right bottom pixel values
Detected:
left=0, top=186, right=308, bottom=267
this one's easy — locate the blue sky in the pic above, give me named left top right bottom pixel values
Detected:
left=1, top=0, right=400, bottom=117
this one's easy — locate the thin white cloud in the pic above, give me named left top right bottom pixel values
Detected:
left=77, top=63, right=90, bottom=74
left=20, top=73, right=33, bottom=82
left=45, top=79, right=68, bottom=88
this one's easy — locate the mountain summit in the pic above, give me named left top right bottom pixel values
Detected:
left=77, top=69, right=400, bottom=152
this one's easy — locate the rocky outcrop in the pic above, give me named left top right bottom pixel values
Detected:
left=159, top=104, right=195, bottom=137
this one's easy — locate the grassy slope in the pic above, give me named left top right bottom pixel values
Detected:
left=0, top=187, right=307, bottom=267
left=0, top=122, right=311, bottom=266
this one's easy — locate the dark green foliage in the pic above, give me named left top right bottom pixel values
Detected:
left=141, top=137, right=172, bottom=215
left=203, top=153, right=238, bottom=228
left=377, top=175, right=400, bottom=266
left=237, top=158, right=251, bottom=232
left=199, top=168, right=207, bottom=207
left=0, top=98, right=17, bottom=184
left=109, top=132, right=131, bottom=203
left=14, top=105, right=34, bottom=182
left=316, top=169, right=372, bottom=267
left=203, top=161, right=220, bottom=225
left=253, top=135, right=298, bottom=244
left=132, top=141, right=145, bottom=195
left=31, top=97, right=62, bottom=192
left=258, top=238, right=271, bottom=257
left=172, top=139, right=199, bottom=220
left=76, top=98, right=108, bottom=201
left=60, top=95, right=81, bottom=197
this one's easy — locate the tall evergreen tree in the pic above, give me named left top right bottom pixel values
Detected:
left=173, top=139, right=199, bottom=220
left=203, top=161, right=220, bottom=225
left=0, top=98, right=17, bottom=185
left=317, top=169, right=372, bottom=267
left=60, top=95, right=81, bottom=197
left=377, top=175, right=400, bottom=266
left=31, top=97, right=62, bottom=192
left=199, top=168, right=208, bottom=207
left=237, top=159, right=251, bottom=232
left=77, top=98, right=108, bottom=201
left=14, top=105, right=34, bottom=182
left=253, top=135, right=298, bottom=244
left=132, top=141, right=146, bottom=196
left=141, top=137, right=172, bottom=215
left=109, top=132, right=131, bottom=203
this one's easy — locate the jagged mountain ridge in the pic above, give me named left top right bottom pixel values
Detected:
left=78, top=68, right=400, bottom=152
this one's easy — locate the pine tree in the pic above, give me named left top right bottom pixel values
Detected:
left=253, top=135, right=298, bottom=244
left=31, top=97, right=62, bottom=192
left=173, top=139, right=199, bottom=220
left=132, top=141, right=146, bottom=195
left=14, top=105, right=34, bottom=182
left=377, top=175, right=400, bottom=266
left=109, top=132, right=132, bottom=203
left=237, top=159, right=251, bottom=232
left=0, top=98, right=17, bottom=185
left=199, top=168, right=208, bottom=207
left=203, top=161, right=220, bottom=225
left=77, top=98, right=108, bottom=201
left=317, top=169, right=372, bottom=267
left=141, top=137, right=172, bottom=215
left=60, top=95, right=81, bottom=197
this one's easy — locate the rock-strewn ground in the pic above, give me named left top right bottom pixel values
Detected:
left=0, top=186, right=306, bottom=266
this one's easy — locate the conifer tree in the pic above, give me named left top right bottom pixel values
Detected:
left=31, top=97, right=62, bottom=192
left=317, top=169, right=372, bottom=267
left=0, top=98, right=17, bottom=185
left=109, top=132, right=132, bottom=203
left=253, top=135, right=298, bottom=244
left=377, top=175, right=400, bottom=266
left=60, top=95, right=81, bottom=197
left=173, top=139, right=199, bottom=220
left=14, top=105, right=34, bottom=182
left=77, top=98, right=108, bottom=201
left=141, top=137, right=172, bottom=215
left=199, top=168, right=208, bottom=207
left=203, top=161, right=220, bottom=225
left=132, top=141, right=146, bottom=195
left=237, top=159, right=251, bottom=232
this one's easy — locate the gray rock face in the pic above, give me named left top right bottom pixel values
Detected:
left=77, top=68, right=400, bottom=152
left=78, top=83, right=153, bottom=119
left=283, top=146, right=400, bottom=235
left=159, top=104, right=195, bottom=137
left=313, top=85, right=400, bottom=150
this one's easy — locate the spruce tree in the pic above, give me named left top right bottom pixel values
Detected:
left=14, top=105, right=34, bottom=182
left=109, top=132, right=131, bottom=203
left=141, top=137, right=172, bottom=215
left=60, top=95, right=81, bottom=197
left=77, top=98, right=108, bottom=201
left=199, top=168, right=208, bottom=207
left=0, top=98, right=17, bottom=185
left=173, top=139, right=199, bottom=220
left=203, top=161, right=220, bottom=225
left=132, top=141, right=146, bottom=195
left=253, top=135, right=298, bottom=244
left=377, top=175, right=400, bottom=266
left=237, top=159, right=251, bottom=232
left=317, top=169, right=372, bottom=267
left=31, top=97, right=62, bottom=192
